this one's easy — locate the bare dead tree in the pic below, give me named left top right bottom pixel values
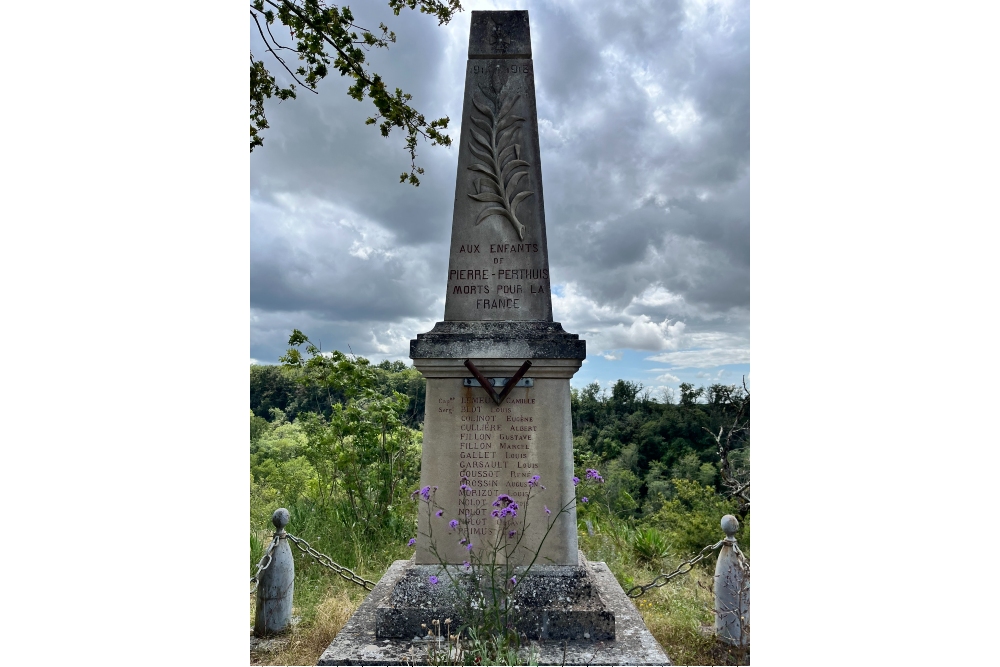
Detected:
left=704, top=376, right=750, bottom=514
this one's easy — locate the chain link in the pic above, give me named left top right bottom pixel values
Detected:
left=250, top=534, right=280, bottom=596
left=286, top=533, right=376, bottom=591
left=626, top=538, right=727, bottom=598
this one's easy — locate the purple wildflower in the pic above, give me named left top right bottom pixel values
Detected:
left=436, top=510, right=444, bottom=517
left=508, top=529, right=517, bottom=538
left=572, top=476, right=580, bottom=486
left=463, top=561, right=471, bottom=569
left=582, top=497, right=589, bottom=503
left=491, top=494, right=519, bottom=518
left=586, top=468, right=605, bottom=483
left=459, top=538, right=467, bottom=545
left=466, top=543, right=473, bottom=551
left=460, top=484, right=470, bottom=492
left=419, top=486, right=432, bottom=501
left=428, top=575, right=439, bottom=585
left=528, top=475, right=541, bottom=487
left=544, top=505, right=551, bottom=515
left=510, top=575, right=517, bottom=585
left=449, top=519, right=459, bottom=530
left=408, top=538, right=416, bottom=547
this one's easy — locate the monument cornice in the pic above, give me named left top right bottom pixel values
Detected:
left=412, top=356, right=583, bottom=379
left=410, top=320, right=586, bottom=360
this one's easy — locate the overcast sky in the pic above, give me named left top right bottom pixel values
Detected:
left=250, top=0, right=749, bottom=397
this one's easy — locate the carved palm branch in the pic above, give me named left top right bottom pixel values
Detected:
left=467, top=85, right=534, bottom=240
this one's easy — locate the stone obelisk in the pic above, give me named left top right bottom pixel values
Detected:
left=320, top=14, right=673, bottom=660
left=410, top=10, right=586, bottom=566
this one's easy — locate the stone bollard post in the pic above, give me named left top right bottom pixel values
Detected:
left=714, top=514, right=749, bottom=646
left=253, top=508, right=295, bottom=637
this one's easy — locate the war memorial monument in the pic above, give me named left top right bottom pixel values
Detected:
left=318, top=10, right=672, bottom=665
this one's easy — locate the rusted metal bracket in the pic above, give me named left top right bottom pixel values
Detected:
left=464, top=359, right=532, bottom=406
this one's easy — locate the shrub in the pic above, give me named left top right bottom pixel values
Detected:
left=632, top=527, right=671, bottom=565
left=649, top=479, right=741, bottom=557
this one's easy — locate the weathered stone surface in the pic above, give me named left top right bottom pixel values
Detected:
left=376, top=554, right=614, bottom=641
left=411, top=321, right=585, bottom=359
left=253, top=532, right=294, bottom=637
left=469, top=10, right=531, bottom=59
left=714, top=515, right=749, bottom=646
left=443, top=13, right=550, bottom=322
left=317, top=558, right=671, bottom=666
left=412, top=357, right=579, bottom=566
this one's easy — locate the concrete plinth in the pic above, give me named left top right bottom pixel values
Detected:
left=317, top=557, right=671, bottom=666
left=376, top=553, right=614, bottom=641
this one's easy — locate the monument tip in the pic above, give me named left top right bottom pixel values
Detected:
left=469, top=10, right=531, bottom=59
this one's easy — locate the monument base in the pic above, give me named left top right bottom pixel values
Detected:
left=318, top=557, right=671, bottom=666
left=376, top=553, right=614, bottom=641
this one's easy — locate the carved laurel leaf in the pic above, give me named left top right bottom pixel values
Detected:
left=470, top=129, right=492, bottom=152
left=470, top=116, right=492, bottom=133
left=498, top=123, right=521, bottom=148
left=497, top=115, right=525, bottom=134
left=475, top=207, right=511, bottom=225
left=468, top=163, right=500, bottom=184
left=469, top=192, right=505, bottom=203
left=467, top=87, right=531, bottom=239
left=510, top=190, right=534, bottom=211
left=506, top=170, right=528, bottom=191
left=497, top=94, right=520, bottom=123
left=500, top=159, right=530, bottom=183
left=497, top=144, right=517, bottom=165
left=469, top=143, right=493, bottom=163
left=472, top=95, right=494, bottom=120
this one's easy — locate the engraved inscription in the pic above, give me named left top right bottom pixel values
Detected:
left=467, top=77, right=534, bottom=240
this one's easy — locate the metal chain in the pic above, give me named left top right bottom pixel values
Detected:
left=250, top=534, right=280, bottom=596
left=626, top=538, right=726, bottom=598
left=286, top=533, right=376, bottom=591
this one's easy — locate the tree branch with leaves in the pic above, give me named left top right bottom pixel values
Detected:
left=250, top=0, right=462, bottom=185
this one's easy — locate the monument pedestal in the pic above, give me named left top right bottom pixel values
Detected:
left=411, top=342, right=583, bottom=567
left=318, top=556, right=672, bottom=666
left=375, top=552, right=614, bottom=641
